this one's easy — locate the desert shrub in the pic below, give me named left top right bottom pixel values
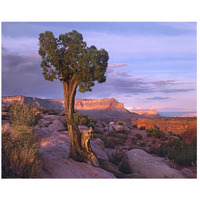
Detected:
left=2, top=106, right=9, bottom=112
left=109, top=150, right=125, bottom=165
left=107, top=136, right=126, bottom=146
left=116, top=133, right=128, bottom=140
left=191, top=135, right=197, bottom=148
left=132, top=124, right=138, bottom=128
left=128, top=143, right=135, bottom=150
left=140, top=142, right=146, bottom=147
left=155, top=142, right=168, bottom=157
left=108, top=130, right=117, bottom=137
left=9, top=102, right=36, bottom=127
left=131, top=136, right=138, bottom=143
left=146, top=128, right=165, bottom=139
left=147, top=132, right=153, bottom=137
left=116, top=121, right=126, bottom=126
left=119, top=129, right=130, bottom=134
left=2, top=113, right=9, bottom=120
left=47, top=109, right=58, bottom=115
left=177, top=135, right=183, bottom=140
left=94, top=134, right=115, bottom=148
left=73, top=113, right=94, bottom=127
left=152, top=139, right=156, bottom=144
left=95, top=129, right=104, bottom=135
left=2, top=126, right=41, bottom=178
left=139, top=126, right=145, bottom=130
left=34, top=113, right=42, bottom=125
left=2, top=102, right=42, bottom=178
left=101, top=121, right=106, bottom=127
left=168, top=131, right=173, bottom=135
left=38, top=107, right=58, bottom=115
left=135, top=133, right=142, bottom=140
left=155, top=139, right=197, bottom=166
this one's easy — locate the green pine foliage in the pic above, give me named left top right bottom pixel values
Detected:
left=38, top=30, right=109, bottom=93
left=73, top=113, right=95, bottom=127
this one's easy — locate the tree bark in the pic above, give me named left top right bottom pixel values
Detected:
left=63, top=78, right=99, bottom=166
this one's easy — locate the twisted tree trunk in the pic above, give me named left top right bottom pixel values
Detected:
left=63, top=78, right=99, bottom=166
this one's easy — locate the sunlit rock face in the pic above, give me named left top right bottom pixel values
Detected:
left=130, top=110, right=159, bottom=117
left=135, top=118, right=197, bottom=143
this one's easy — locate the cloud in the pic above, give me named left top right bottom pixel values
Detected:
left=2, top=48, right=195, bottom=100
left=2, top=36, right=38, bottom=54
left=2, top=48, right=63, bottom=98
left=149, top=80, right=194, bottom=86
left=146, top=97, right=169, bottom=100
left=108, top=63, right=128, bottom=69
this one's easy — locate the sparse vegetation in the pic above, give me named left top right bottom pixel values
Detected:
left=94, top=134, right=115, bottom=148
left=2, top=102, right=41, bottom=178
left=132, top=124, right=138, bottom=128
left=146, top=128, right=165, bottom=139
left=9, top=102, right=36, bottom=127
left=2, top=105, right=9, bottom=112
left=139, top=126, right=145, bottom=130
left=155, top=138, right=197, bottom=166
left=140, top=142, right=146, bottom=147
left=38, top=107, right=58, bottom=115
left=108, top=130, right=117, bottom=137
left=73, top=113, right=95, bottom=127
left=101, top=121, right=106, bottom=127
left=116, top=121, right=126, bottom=126
left=118, top=129, right=130, bottom=135
left=131, top=136, right=138, bottom=144
left=135, top=133, right=143, bottom=140
left=109, top=150, right=125, bottom=165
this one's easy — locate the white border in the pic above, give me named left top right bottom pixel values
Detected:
left=0, top=1, right=199, bottom=200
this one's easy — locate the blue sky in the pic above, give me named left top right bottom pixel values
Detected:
left=2, top=22, right=197, bottom=112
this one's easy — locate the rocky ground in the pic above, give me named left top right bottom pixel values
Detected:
left=2, top=112, right=197, bottom=178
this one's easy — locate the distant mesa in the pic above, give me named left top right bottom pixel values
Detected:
left=130, top=110, right=160, bottom=117
left=1, top=95, right=140, bottom=122
left=179, top=113, right=197, bottom=117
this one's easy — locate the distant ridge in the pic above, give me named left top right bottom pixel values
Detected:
left=130, top=110, right=160, bottom=117
left=2, top=95, right=140, bottom=122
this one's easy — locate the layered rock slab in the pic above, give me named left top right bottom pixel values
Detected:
left=119, top=149, right=184, bottom=178
left=34, top=123, right=114, bottom=178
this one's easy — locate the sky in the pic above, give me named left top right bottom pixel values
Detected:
left=1, top=22, right=197, bottom=112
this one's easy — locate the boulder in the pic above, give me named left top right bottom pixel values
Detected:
left=38, top=119, right=52, bottom=127
left=104, top=148, right=117, bottom=159
left=42, top=114, right=62, bottom=121
left=119, top=149, right=184, bottom=178
left=109, top=122, right=115, bottom=126
left=181, top=168, right=196, bottom=178
left=36, top=126, right=114, bottom=178
left=49, top=119, right=66, bottom=131
left=124, top=125, right=130, bottom=131
left=39, top=157, right=115, bottom=178
left=108, top=125, right=114, bottom=132
left=91, top=138, right=108, bottom=161
left=113, top=124, right=124, bottom=132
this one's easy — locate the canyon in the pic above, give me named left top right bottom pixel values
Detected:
left=2, top=95, right=140, bottom=122
left=2, top=95, right=197, bottom=142
left=1, top=95, right=197, bottom=178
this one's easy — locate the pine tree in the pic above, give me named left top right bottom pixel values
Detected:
left=38, top=30, right=109, bottom=165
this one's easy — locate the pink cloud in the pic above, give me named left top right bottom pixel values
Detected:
left=108, top=63, right=128, bottom=69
